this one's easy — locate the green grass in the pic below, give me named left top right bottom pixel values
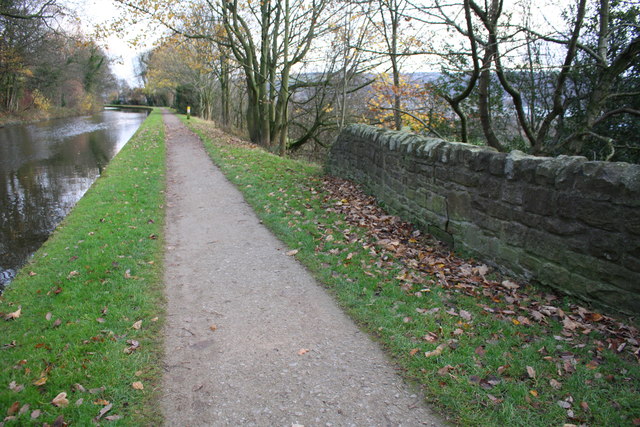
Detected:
left=185, top=115, right=640, bottom=427
left=0, top=109, right=166, bottom=425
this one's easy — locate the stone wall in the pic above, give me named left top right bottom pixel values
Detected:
left=327, top=124, right=640, bottom=314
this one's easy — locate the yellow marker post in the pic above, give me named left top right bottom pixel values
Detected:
left=187, top=106, right=191, bottom=120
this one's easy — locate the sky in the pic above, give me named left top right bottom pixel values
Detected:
left=68, top=0, right=164, bottom=86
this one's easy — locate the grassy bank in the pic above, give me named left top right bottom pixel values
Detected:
left=185, top=116, right=640, bottom=427
left=0, top=109, right=166, bottom=425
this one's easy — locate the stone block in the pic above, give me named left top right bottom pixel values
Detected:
left=501, top=183, right=524, bottom=206
left=476, top=175, right=502, bottom=198
left=447, top=191, right=471, bottom=221
left=523, top=187, right=556, bottom=216
left=500, top=221, right=529, bottom=247
left=624, top=209, right=640, bottom=235
left=488, top=152, right=508, bottom=176
left=505, top=151, right=544, bottom=182
left=574, top=199, right=620, bottom=231
left=541, top=217, right=585, bottom=236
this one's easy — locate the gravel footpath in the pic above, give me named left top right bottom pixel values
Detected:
left=160, top=111, right=447, bottom=426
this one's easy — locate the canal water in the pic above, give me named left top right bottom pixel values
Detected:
left=0, top=108, right=148, bottom=276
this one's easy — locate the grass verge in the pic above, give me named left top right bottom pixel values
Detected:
left=0, top=108, right=166, bottom=425
left=185, top=115, right=640, bottom=427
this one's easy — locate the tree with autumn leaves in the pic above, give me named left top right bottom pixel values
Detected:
left=115, top=0, right=639, bottom=162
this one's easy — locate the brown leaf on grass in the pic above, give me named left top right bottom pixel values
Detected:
left=580, top=401, right=590, bottom=411
left=76, top=398, right=84, bottom=406
left=31, top=409, right=41, bottom=419
left=45, top=312, right=52, bottom=321
left=132, top=382, right=144, bottom=390
left=497, top=365, right=509, bottom=375
left=550, top=379, right=562, bottom=389
left=459, top=310, right=472, bottom=321
left=132, top=320, right=142, bottom=330
left=7, top=401, right=20, bottom=416
left=425, top=342, right=448, bottom=358
left=105, top=415, right=123, bottom=421
left=423, top=332, right=438, bottom=342
left=33, top=377, right=47, bottom=386
left=526, top=366, right=536, bottom=379
left=437, top=365, right=454, bottom=376
left=93, top=399, right=110, bottom=406
left=501, top=280, right=519, bottom=290
left=5, top=307, right=21, bottom=321
left=95, top=403, right=113, bottom=421
left=96, top=318, right=106, bottom=323
left=474, top=346, right=486, bottom=356
left=124, top=269, right=133, bottom=279
left=18, top=404, right=29, bottom=415
left=9, top=381, right=24, bottom=392
left=52, top=318, right=62, bottom=328
left=409, top=348, right=420, bottom=356
left=124, top=340, right=140, bottom=354
left=51, top=392, right=69, bottom=407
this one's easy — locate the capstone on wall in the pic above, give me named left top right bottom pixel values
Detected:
left=327, top=124, right=640, bottom=314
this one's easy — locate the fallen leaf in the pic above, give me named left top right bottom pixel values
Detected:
left=132, top=320, right=142, bottom=330
left=124, top=340, right=140, bottom=354
left=580, top=401, right=590, bottom=411
left=151, top=317, right=159, bottom=322
left=18, top=404, right=29, bottom=415
left=5, top=307, right=21, bottom=321
left=52, top=318, right=62, bottom=328
left=526, top=366, right=536, bottom=379
left=124, top=269, right=133, bottom=279
left=474, top=346, right=486, bottom=356
left=93, top=399, right=110, bottom=406
left=95, top=403, right=112, bottom=420
left=459, top=310, right=472, bottom=321
left=45, top=312, right=52, bottom=321
left=76, top=398, right=84, bottom=406
left=52, top=392, right=69, bottom=407
left=550, top=379, right=562, bottom=389
left=286, top=249, right=299, bottom=256
left=9, top=381, right=24, bottom=392
left=209, top=325, right=217, bottom=332
left=529, top=390, right=538, bottom=397
left=297, top=348, right=309, bottom=355
left=425, top=342, right=448, bottom=358
left=31, top=409, right=41, bottom=419
left=72, top=383, right=86, bottom=392
left=132, top=382, right=144, bottom=390
left=33, top=377, right=47, bottom=386
left=7, top=401, right=20, bottom=416
left=437, top=365, right=454, bottom=376
left=104, top=415, right=123, bottom=421
left=96, top=318, right=106, bottom=323
left=558, top=400, right=572, bottom=409
left=409, top=348, right=420, bottom=356
left=501, top=280, right=519, bottom=290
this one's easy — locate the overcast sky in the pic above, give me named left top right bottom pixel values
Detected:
left=68, top=0, right=163, bottom=86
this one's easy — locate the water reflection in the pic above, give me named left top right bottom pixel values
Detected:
left=0, top=109, right=148, bottom=273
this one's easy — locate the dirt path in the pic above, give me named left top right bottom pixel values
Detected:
left=160, top=111, right=446, bottom=426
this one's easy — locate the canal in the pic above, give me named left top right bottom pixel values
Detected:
left=0, top=108, right=148, bottom=278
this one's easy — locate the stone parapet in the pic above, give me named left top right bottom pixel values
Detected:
left=327, top=124, right=640, bottom=314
